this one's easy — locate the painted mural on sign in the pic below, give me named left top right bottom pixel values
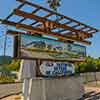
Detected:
left=39, top=61, right=75, bottom=77
left=19, top=34, right=86, bottom=60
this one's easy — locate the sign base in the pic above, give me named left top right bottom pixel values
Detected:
left=27, top=77, right=84, bottom=100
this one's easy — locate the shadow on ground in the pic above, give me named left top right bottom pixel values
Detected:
left=79, top=91, right=100, bottom=100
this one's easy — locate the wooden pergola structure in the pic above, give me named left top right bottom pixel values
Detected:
left=0, top=0, right=99, bottom=46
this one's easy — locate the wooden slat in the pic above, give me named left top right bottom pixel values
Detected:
left=58, top=29, right=67, bottom=33
left=79, top=27, right=88, bottom=31
left=17, top=2, right=25, bottom=9
left=64, top=21, right=72, bottom=24
left=18, top=8, right=40, bottom=23
left=32, top=8, right=40, bottom=13
left=56, top=16, right=64, bottom=22
left=30, top=21, right=38, bottom=26
left=44, top=13, right=53, bottom=18
left=14, top=9, right=92, bottom=38
left=5, top=12, right=14, bottom=20
left=18, top=18, right=25, bottom=23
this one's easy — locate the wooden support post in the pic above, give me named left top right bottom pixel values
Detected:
left=13, top=35, right=19, bottom=58
left=36, top=59, right=41, bottom=77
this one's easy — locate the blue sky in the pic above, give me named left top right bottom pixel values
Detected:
left=0, top=0, right=99, bottom=58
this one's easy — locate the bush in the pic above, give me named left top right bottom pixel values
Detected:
left=75, top=56, right=100, bottom=73
left=0, top=76, right=15, bottom=84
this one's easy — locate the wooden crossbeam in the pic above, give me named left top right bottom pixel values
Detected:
left=14, top=9, right=92, bottom=39
left=0, top=19, right=91, bottom=45
left=16, top=24, right=91, bottom=45
left=6, top=30, right=70, bottom=43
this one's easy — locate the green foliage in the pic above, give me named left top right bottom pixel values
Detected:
left=7, top=59, right=20, bottom=71
left=0, top=76, right=14, bottom=84
left=0, top=58, right=20, bottom=83
left=0, top=65, right=11, bottom=77
left=47, top=0, right=61, bottom=11
left=75, top=56, right=100, bottom=73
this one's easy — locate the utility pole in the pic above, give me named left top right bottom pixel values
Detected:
left=3, top=25, right=8, bottom=64
left=4, top=30, right=7, bottom=57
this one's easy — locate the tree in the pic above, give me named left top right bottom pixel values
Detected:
left=46, top=0, right=61, bottom=11
left=7, top=59, right=20, bottom=71
left=94, top=58, right=100, bottom=71
left=75, top=56, right=100, bottom=73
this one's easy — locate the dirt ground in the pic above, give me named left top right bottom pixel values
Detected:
left=85, top=86, right=100, bottom=93
left=1, top=95, right=21, bottom=100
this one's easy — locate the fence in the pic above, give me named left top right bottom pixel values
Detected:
left=80, top=72, right=100, bottom=83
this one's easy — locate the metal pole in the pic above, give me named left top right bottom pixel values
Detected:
left=3, top=32, right=7, bottom=57
left=3, top=25, right=8, bottom=65
left=95, top=71, right=97, bottom=86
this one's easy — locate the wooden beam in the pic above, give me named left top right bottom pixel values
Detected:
left=13, top=35, right=19, bottom=58
left=17, top=24, right=92, bottom=45
left=7, top=30, right=73, bottom=44
left=7, top=30, right=74, bottom=45
left=16, top=24, right=91, bottom=45
left=18, top=8, right=40, bottom=23
left=14, top=9, right=92, bottom=39
left=17, top=57, right=86, bottom=62
left=1, top=19, right=91, bottom=45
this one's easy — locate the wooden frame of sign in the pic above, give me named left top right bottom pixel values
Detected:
left=8, top=30, right=86, bottom=62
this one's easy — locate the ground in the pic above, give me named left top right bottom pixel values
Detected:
left=1, top=95, right=21, bottom=100
left=1, top=82, right=100, bottom=100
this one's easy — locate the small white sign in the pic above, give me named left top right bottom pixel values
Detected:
left=40, top=61, right=75, bottom=77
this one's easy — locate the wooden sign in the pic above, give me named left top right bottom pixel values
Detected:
left=15, top=34, right=86, bottom=61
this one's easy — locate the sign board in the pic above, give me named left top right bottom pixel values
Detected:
left=15, top=34, right=86, bottom=61
left=38, top=61, right=75, bottom=77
